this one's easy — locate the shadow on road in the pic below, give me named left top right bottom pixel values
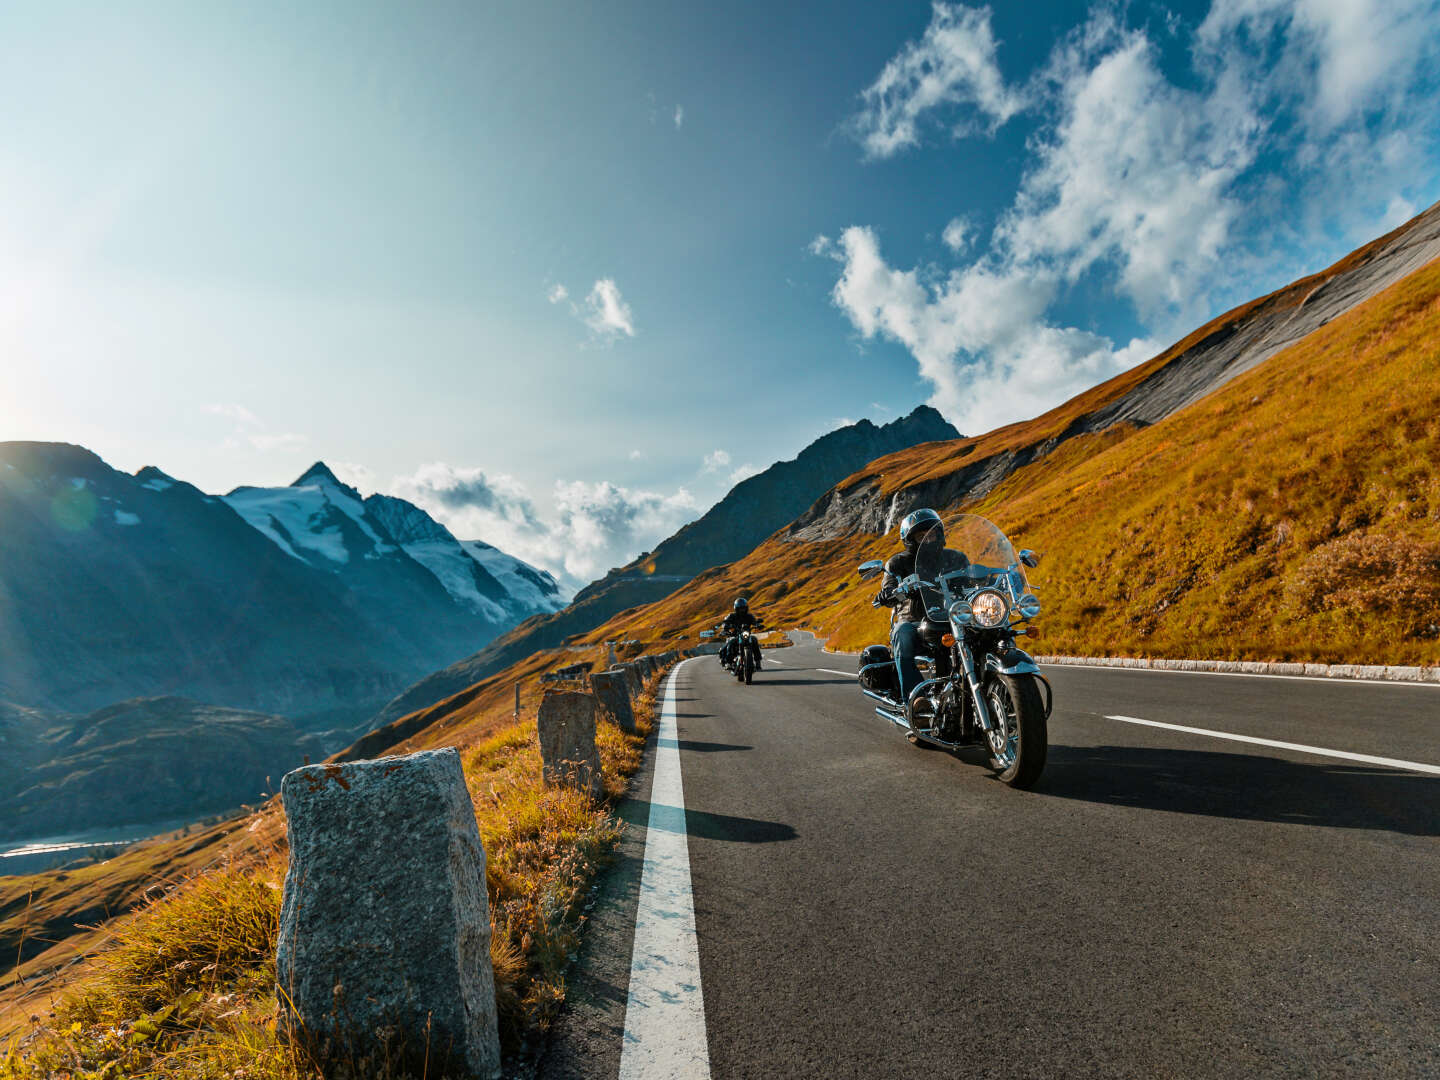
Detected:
left=659, top=739, right=753, bottom=753
left=1038, top=744, right=1440, bottom=835
left=638, top=801, right=798, bottom=843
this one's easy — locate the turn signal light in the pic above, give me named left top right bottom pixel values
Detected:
left=941, top=633, right=956, bottom=647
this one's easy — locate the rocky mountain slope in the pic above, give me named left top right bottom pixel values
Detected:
left=364, top=406, right=959, bottom=726
left=365, top=493, right=565, bottom=621
left=0, top=448, right=562, bottom=725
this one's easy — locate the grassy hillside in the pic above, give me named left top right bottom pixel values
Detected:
left=1, top=644, right=671, bottom=1077
left=571, top=254, right=1440, bottom=666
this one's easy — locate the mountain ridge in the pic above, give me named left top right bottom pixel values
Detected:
left=364, top=405, right=959, bottom=727
left=0, top=448, right=560, bottom=722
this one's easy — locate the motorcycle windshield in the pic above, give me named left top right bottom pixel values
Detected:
left=913, top=513, right=1028, bottom=612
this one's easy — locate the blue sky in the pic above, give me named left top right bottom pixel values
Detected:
left=3, top=1, right=1439, bottom=585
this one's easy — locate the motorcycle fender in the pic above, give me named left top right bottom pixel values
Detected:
left=985, top=647, right=1041, bottom=677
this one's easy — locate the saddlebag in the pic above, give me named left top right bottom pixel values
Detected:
left=858, top=645, right=898, bottom=696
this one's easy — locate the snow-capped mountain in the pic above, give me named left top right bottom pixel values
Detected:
left=223, top=464, right=567, bottom=622
left=225, top=462, right=401, bottom=569
left=366, top=494, right=567, bottom=620
left=461, top=539, right=568, bottom=614
left=0, top=446, right=568, bottom=725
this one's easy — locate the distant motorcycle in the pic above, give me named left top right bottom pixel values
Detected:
left=700, top=622, right=765, bottom=685
left=857, top=513, right=1051, bottom=788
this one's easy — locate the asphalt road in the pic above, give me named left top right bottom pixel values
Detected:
left=536, top=638, right=1440, bottom=1079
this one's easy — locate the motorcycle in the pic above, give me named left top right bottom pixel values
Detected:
left=856, top=513, right=1052, bottom=789
left=700, top=622, right=765, bottom=684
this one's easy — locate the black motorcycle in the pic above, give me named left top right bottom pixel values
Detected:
left=857, top=513, right=1051, bottom=789
left=701, top=622, right=765, bottom=684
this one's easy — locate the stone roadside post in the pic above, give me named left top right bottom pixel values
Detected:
left=276, top=748, right=500, bottom=1079
left=537, top=690, right=604, bottom=799
left=615, top=662, right=643, bottom=697
left=589, top=670, right=636, bottom=734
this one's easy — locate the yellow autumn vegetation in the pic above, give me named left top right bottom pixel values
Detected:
left=2, top=651, right=676, bottom=1078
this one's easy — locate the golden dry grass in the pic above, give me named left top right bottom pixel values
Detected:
left=2, top=653, right=675, bottom=1078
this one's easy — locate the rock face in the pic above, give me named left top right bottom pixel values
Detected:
left=588, top=671, right=635, bottom=734
left=276, top=748, right=500, bottom=1079
left=536, top=691, right=603, bottom=799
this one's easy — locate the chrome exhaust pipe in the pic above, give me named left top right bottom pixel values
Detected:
left=875, top=706, right=910, bottom=728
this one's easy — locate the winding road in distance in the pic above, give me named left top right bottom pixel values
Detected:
left=537, top=634, right=1439, bottom=1079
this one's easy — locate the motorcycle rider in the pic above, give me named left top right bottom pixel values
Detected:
left=874, top=509, right=969, bottom=716
left=718, top=597, right=763, bottom=672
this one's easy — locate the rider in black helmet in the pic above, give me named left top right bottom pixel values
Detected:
left=719, top=597, right=763, bottom=671
left=875, top=509, right=968, bottom=714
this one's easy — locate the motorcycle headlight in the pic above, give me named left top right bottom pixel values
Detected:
left=970, top=590, right=1008, bottom=628
left=948, top=599, right=973, bottom=626
left=1018, top=594, right=1041, bottom=619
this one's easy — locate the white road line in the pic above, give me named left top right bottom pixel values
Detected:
left=764, top=657, right=785, bottom=665
left=619, top=659, right=712, bottom=1080
left=817, top=668, right=858, bottom=678
left=1059, top=662, right=1440, bottom=689
left=1105, top=715, right=1440, bottom=776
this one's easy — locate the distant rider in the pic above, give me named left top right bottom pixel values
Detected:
left=718, top=597, right=764, bottom=671
left=874, top=509, right=969, bottom=715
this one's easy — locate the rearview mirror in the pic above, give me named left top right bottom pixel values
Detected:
left=857, top=559, right=884, bottom=579
left=1019, top=549, right=1040, bottom=568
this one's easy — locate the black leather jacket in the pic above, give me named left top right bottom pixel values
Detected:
left=878, top=548, right=970, bottom=623
left=720, top=609, right=760, bottom=635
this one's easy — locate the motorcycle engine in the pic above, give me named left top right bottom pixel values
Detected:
left=937, top=682, right=968, bottom=742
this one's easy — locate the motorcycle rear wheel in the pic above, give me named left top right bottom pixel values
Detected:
left=983, top=673, right=1047, bottom=789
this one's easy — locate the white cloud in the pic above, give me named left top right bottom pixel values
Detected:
left=583, top=278, right=636, bottom=340
left=850, top=3, right=1025, bottom=159
left=206, top=403, right=263, bottom=428
left=703, top=449, right=731, bottom=472
left=674, top=104, right=685, bottom=129
left=729, top=463, right=762, bottom=484
left=388, top=463, right=701, bottom=586
left=547, top=283, right=568, bottom=304
left=821, top=0, right=1440, bottom=438
left=628, top=448, right=644, bottom=460
left=330, top=461, right=377, bottom=489
left=941, top=216, right=973, bottom=252
left=1198, top=0, right=1440, bottom=134
left=999, top=19, right=1259, bottom=317
left=207, top=403, right=308, bottom=454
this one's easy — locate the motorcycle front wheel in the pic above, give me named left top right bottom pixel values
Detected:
left=743, top=654, right=753, bottom=684
left=983, top=673, right=1047, bottom=789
